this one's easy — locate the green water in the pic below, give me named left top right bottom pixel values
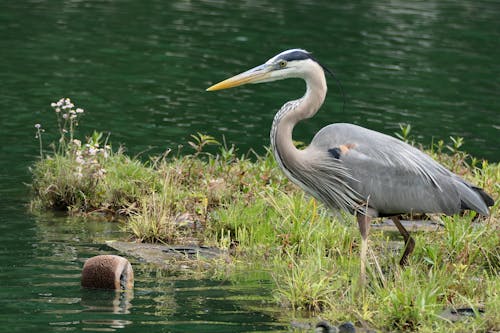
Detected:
left=1, top=1, right=499, bottom=331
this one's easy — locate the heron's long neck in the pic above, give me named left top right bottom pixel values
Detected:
left=271, top=67, right=327, bottom=170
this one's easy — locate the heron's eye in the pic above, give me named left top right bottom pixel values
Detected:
left=278, top=60, right=287, bottom=68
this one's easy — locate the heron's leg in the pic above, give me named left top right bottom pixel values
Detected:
left=391, top=216, right=415, bottom=266
left=357, top=214, right=371, bottom=286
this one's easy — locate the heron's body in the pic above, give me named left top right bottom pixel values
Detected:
left=299, top=122, right=490, bottom=216
left=207, top=48, right=494, bottom=282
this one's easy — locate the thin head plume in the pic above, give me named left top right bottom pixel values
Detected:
left=328, top=67, right=346, bottom=113
left=308, top=53, right=346, bottom=113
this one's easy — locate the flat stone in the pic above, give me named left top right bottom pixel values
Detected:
left=371, top=219, right=443, bottom=233
left=105, top=241, right=226, bottom=271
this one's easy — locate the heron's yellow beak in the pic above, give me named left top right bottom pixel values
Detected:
left=206, top=64, right=273, bottom=91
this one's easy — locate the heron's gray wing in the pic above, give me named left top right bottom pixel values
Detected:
left=310, top=123, right=490, bottom=216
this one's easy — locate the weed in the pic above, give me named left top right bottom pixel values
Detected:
left=34, top=123, right=44, bottom=159
left=395, top=123, right=413, bottom=144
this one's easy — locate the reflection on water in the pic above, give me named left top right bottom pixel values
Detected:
left=80, top=289, right=133, bottom=315
left=58, top=289, right=134, bottom=330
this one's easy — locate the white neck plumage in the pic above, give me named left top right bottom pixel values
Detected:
left=270, top=61, right=327, bottom=171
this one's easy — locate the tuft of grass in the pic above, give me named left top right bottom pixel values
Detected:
left=30, top=136, right=162, bottom=215
left=31, top=99, right=499, bottom=332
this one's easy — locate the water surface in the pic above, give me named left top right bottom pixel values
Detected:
left=0, top=1, right=499, bottom=332
left=0, top=207, right=284, bottom=332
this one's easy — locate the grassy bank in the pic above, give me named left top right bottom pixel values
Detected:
left=31, top=99, right=499, bottom=332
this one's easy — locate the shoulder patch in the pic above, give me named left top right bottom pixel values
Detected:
left=340, top=143, right=356, bottom=153
left=328, top=144, right=356, bottom=159
left=328, top=147, right=341, bottom=159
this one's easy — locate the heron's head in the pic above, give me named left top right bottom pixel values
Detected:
left=206, top=49, right=323, bottom=91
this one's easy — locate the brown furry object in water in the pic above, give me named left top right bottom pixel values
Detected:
left=81, top=255, right=134, bottom=290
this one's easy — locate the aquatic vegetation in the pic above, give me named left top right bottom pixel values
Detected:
left=30, top=99, right=499, bottom=332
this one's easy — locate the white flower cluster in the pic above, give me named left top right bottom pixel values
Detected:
left=73, top=140, right=111, bottom=180
left=50, top=98, right=84, bottom=138
left=51, top=98, right=82, bottom=113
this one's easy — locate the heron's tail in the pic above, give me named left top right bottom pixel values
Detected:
left=473, top=186, right=495, bottom=207
left=458, top=181, right=494, bottom=216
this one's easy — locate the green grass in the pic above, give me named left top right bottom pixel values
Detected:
left=31, top=99, right=499, bottom=332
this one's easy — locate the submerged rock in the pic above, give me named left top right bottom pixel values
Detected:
left=105, top=241, right=226, bottom=271
left=338, top=322, right=356, bottom=333
left=315, top=320, right=338, bottom=333
left=439, top=306, right=485, bottom=322
left=313, top=320, right=377, bottom=333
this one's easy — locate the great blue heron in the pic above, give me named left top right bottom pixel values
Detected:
left=206, top=49, right=494, bottom=283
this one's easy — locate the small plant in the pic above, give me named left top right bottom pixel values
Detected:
left=435, top=139, right=443, bottom=153
left=380, top=268, right=444, bottom=331
left=188, top=132, right=219, bottom=157
left=51, top=98, right=85, bottom=151
left=273, top=249, right=337, bottom=312
left=446, top=136, right=464, bottom=154
left=128, top=192, right=180, bottom=243
left=34, top=123, right=44, bottom=159
left=395, top=123, right=413, bottom=144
